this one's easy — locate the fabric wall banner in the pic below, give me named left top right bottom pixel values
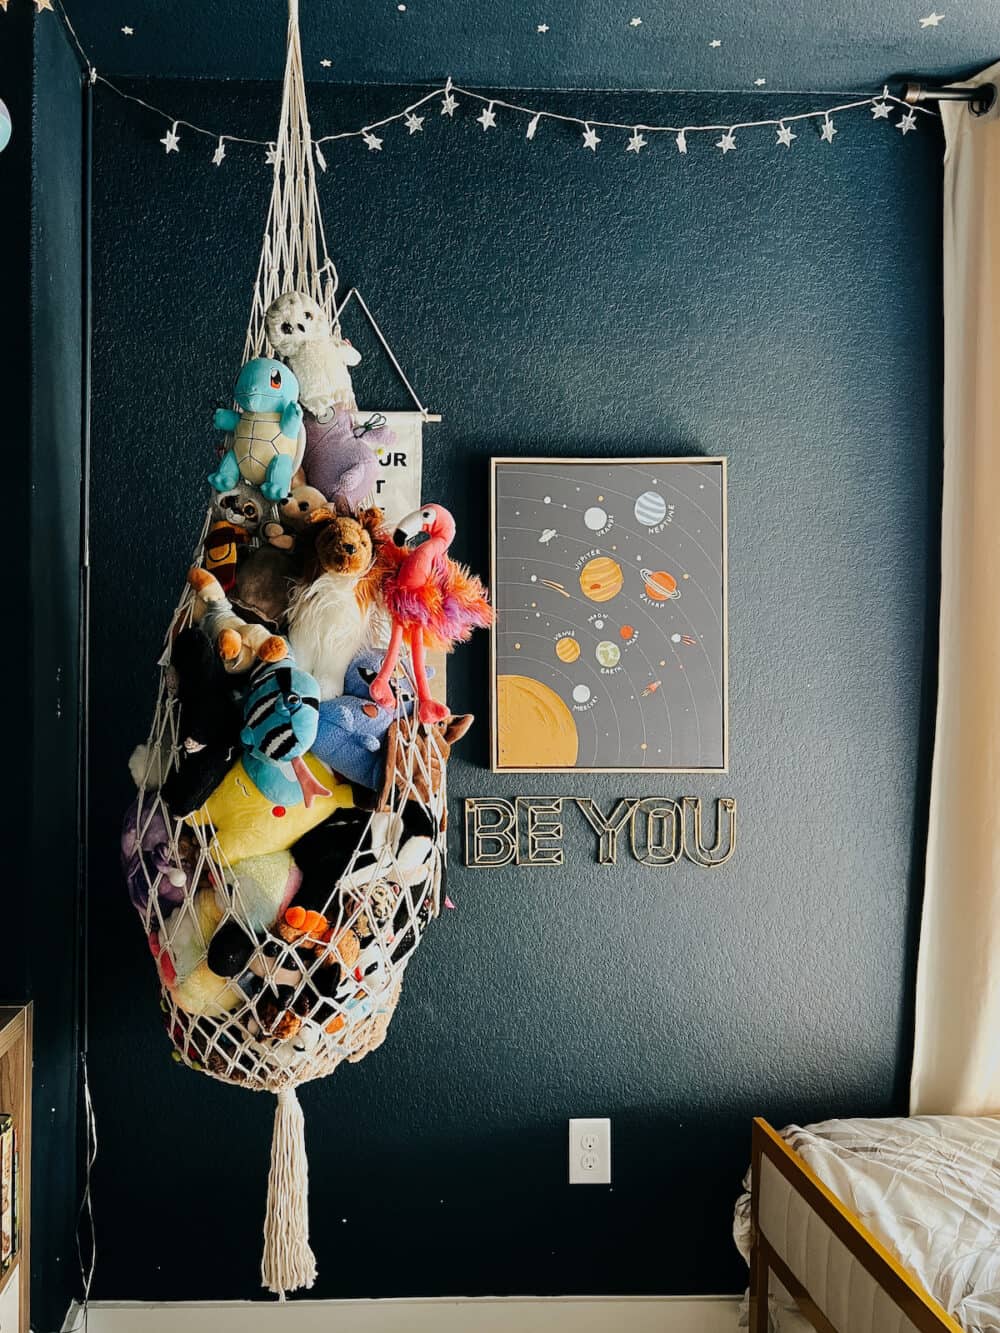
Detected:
left=910, top=61, right=1000, bottom=1116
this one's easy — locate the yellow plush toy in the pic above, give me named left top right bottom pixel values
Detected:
left=187, top=753, right=353, bottom=863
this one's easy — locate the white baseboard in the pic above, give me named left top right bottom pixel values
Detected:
left=63, top=1295, right=741, bottom=1333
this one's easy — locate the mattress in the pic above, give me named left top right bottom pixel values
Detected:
left=733, top=1116, right=1000, bottom=1333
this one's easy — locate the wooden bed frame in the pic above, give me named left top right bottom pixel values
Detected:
left=749, top=1118, right=963, bottom=1333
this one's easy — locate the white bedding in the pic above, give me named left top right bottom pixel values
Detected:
left=733, top=1116, right=1000, bottom=1333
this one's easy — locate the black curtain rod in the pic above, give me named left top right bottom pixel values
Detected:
left=903, top=80, right=997, bottom=115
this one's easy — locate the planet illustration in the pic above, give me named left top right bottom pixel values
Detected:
left=572, top=684, right=591, bottom=704
left=555, top=636, right=581, bottom=663
left=595, top=641, right=621, bottom=668
left=620, top=625, right=635, bottom=640
left=641, top=568, right=680, bottom=601
left=634, top=490, right=667, bottom=527
left=584, top=506, right=608, bottom=531
left=580, top=556, right=623, bottom=603
left=497, top=675, right=579, bottom=767
left=0, top=101, right=10, bottom=154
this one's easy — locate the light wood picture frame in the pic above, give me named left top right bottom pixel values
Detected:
left=490, top=457, right=728, bottom=773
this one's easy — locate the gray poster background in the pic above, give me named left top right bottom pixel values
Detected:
left=493, top=458, right=726, bottom=769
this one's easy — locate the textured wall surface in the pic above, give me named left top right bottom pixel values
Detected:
left=67, top=0, right=1000, bottom=90
left=1, top=12, right=85, bottom=1330
left=87, top=80, right=942, bottom=1302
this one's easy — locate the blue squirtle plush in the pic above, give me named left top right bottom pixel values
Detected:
left=210, top=357, right=305, bottom=502
left=310, top=650, right=417, bottom=791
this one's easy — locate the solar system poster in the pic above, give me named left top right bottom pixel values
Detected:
left=490, top=458, right=728, bottom=772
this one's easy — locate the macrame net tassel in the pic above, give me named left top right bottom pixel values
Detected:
left=261, top=1087, right=316, bottom=1298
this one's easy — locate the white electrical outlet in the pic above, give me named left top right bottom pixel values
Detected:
left=568, top=1117, right=611, bottom=1184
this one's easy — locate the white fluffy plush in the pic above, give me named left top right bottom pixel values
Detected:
left=287, top=573, right=372, bottom=700
left=265, top=290, right=362, bottom=419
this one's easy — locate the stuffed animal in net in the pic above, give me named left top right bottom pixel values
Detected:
left=210, top=357, right=305, bottom=502
left=265, top=290, right=362, bottom=419
left=301, top=408, right=384, bottom=511
left=370, top=503, right=494, bottom=723
left=286, top=506, right=386, bottom=700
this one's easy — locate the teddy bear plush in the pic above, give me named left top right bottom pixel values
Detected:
left=265, top=290, right=361, bottom=419
left=262, top=484, right=327, bottom=551
left=301, top=408, right=387, bottom=512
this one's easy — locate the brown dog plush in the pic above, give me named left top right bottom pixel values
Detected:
left=286, top=507, right=387, bottom=699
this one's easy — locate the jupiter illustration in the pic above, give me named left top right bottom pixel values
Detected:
left=579, top=556, right=623, bottom=603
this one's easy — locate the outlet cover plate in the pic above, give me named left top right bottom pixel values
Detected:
left=569, top=1117, right=611, bottom=1184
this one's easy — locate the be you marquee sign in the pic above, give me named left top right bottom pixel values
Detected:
left=464, top=796, right=737, bottom=868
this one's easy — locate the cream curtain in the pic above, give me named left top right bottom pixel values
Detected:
left=911, top=63, right=1000, bottom=1116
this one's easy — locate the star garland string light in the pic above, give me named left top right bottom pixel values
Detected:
left=34, top=2, right=940, bottom=170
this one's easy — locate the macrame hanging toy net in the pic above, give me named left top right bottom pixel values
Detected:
left=121, top=0, right=488, bottom=1298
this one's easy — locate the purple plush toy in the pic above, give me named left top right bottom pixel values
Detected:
left=301, top=408, right=392, bottom=512
left=121, top=797, right=194, bottom=915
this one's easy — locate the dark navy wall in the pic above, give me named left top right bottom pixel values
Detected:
left=87, top=80, right=942, bottom=1302
left=0, top=11, right=84, bottom=1329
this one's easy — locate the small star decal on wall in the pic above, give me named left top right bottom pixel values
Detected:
left=776, top=123, right=796, bottom=147
left=716, top=130, right=736, bottom=154
left=919, top=11, right=944, bottom=26
left=675, top=129, right=688, bottom=153
left=212, top=139, right=226, bottom=166
left=363, top=130, right=384, bottom=150
left=626, top=130, right=647, bottom=153
left=34, top=0, right=54, bottom=12
left=477, top=105, right=497, bottom=130
left=582, top=125, right=601, bottom=150
left=265, top=143, right=277, bottom=164
left=160, top=122, right=180, bottom=153
left=629, top=17, right=642, bottom=26
left=754, top=77, right=766, bottom=86
left=537, top=23, right=549, bottom=32
left=320, top=58, right=332, bottom=67
left=871, top=100, right=892, bottom=119
left=897, top=110, right=918, bottom=134
left=121, top=25, right=134, bottom=35
left=405, top=112, right=425, bottom=133
left=708, top=38, right=721, bottom=47
left=820, top=116, right=837, bottom=142
left=441, top=92, right=457, bottom=115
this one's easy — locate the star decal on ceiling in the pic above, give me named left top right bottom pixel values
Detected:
left=716, top=130, right=736, bottom=153
left=776, top=123, right=796, bottom=147
left=121, top=25, right=134, bottom=35
left=708, top=38, right=721, bottom=47
left=537, top=23, right=549, bottom=32
left=820, top=116, right=837, bottom=142
left=871, top=99, right=892, bottom=118
left=582, top=125, right=601, bottom=150
left=897, top=110, right=918, bottom=134
left=212, top=139, right=226, bottom=166
left=626, top=130, right=647, bottom=153
left=320, top=58, right=332, bottom=67
left=441, top=92, right=458, bottom=115
left=362, top=130, right=384, bottom=150
left=405, top=112, right=425, bottom=133
left=478, top=105, right=497, bottom=130
left=160, top=122, right=180, bottom=153
left=675, top=129, right=688, bottom=154
left=919, top=11, right=944, bottom=26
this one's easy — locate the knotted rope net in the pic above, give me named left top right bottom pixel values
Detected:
left=122, top=0, right=450, bottom=1297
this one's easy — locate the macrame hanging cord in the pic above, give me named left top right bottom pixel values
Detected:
left=125, top=0, right=453, bottom=1301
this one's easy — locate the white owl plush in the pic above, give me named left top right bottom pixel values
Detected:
left=265, top=290, right=362, bottom=419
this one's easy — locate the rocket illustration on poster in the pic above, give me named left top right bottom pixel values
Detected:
left=490, top=458, right=728, bottom=772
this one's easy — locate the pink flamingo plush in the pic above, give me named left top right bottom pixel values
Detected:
left=370, top=504, right=493, bottom=724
